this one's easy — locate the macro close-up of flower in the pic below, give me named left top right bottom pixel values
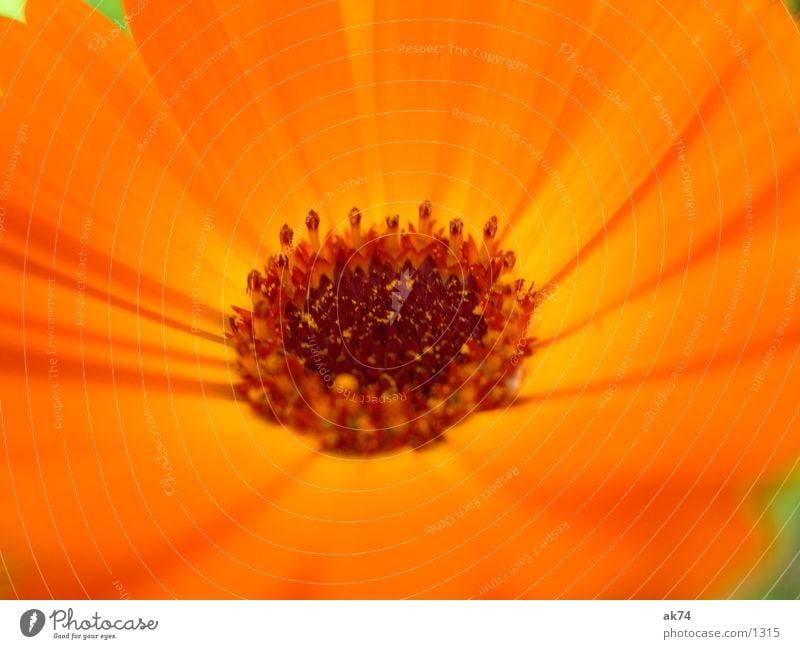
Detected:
left=1, top=0, right=800, bottom=600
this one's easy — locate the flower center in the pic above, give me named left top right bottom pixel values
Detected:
left=230, top=202, right=540, bottom=454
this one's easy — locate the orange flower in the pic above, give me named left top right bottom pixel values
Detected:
left=1, top=0, right=799, bottom=598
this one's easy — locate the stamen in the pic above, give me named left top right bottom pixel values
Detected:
left=349, top=206, right=362, bottom=247
left=480, top=215, right=498, bottom=263
left=279, top=224, right=293, bottom=252
left=502, top=250, right=516, bottom=277
left=483, top=215, right=498, bottom=240
left=386, top=214, right=400, bottom=255
left=246, top=269, right=263, bottom=295
left=305, top=210, right=321, bottom=251
left=418, top=199, right=432, bottom=234
left=449, top=218, right=464, bottom=257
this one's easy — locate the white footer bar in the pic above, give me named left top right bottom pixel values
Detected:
left=1, top=600, right=797, bottom=647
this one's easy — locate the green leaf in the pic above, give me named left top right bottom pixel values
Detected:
left=0, top=0, right=26, bottom=23
left=1, top=1, right=129, bottom=30
left=83, top=0, right=128, bottom=32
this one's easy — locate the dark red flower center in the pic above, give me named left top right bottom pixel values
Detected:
left=230, top=202, right=540, bottom=454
